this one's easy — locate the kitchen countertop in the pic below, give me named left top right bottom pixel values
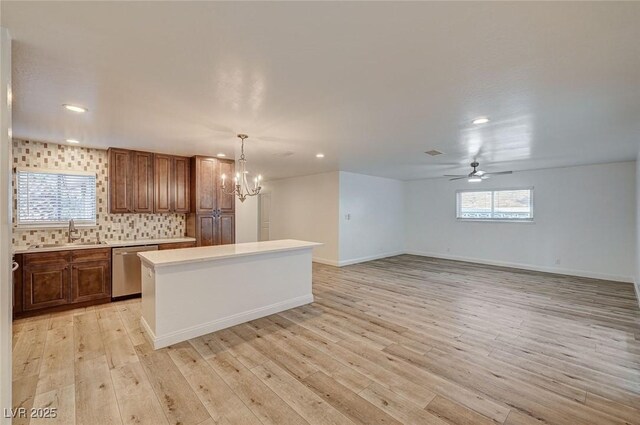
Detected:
left=104, top=237, right=195, bottom=247
left=13, top=237, right=196, bottom=254
left=138, top=239, right=322, bottom=268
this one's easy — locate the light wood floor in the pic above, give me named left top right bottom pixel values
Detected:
left=12, top=255, right=640, bottom=425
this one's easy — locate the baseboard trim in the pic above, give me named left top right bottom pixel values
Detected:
left=313, top=251, right=405, bottom=267
left=143, top=294, right=314, bottom=349
left=313, top=256, right=340, bottom=266
left=405, top=250, right=634, bottom=283
left=140, top=316, right=156, bottom=347
left=337, top=251, right=405, bottom=267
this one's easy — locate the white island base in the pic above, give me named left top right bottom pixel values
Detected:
left=138, top=239, right=321, bottom=349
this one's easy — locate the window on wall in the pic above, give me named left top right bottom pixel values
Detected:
left=16, top=168, right=97, bottom=227
left=456, top=188, right=533, bottom=221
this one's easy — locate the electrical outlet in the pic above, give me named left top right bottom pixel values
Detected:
left=555, top=258, right=561, bottom=265
left=345, top=214, right=351, bottom=220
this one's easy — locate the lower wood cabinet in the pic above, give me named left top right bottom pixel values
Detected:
left=71, top=260, right=111, bottom=303
left=186, top=213, right=235, bottom=247
left=14, top=248, right=112, bottom=318
left=157, top=241, right=197, bottom=250
left=23, top=261, right=70, bottom=311
left=219, top=214, right=235, bottom=245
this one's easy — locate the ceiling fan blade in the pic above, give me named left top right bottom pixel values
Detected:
left=448, top=176, right=468, bottom=181
left=484, top=171, right=513, bottom=175
left=443, top=174, right=466, bottom=177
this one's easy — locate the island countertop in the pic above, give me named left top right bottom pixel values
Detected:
left=138, top=239, right=321, bottom=268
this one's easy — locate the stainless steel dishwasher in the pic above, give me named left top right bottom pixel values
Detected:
left=112, top=245, right=158, bottom=298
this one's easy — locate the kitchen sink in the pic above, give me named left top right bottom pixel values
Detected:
left=29, top=241, right=106, bottom=249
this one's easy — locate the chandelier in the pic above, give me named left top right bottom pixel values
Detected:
left=221, top=134, right=262, bottom=203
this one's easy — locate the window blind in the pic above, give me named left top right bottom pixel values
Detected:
left=456, top=188, right=533, bottom=220
left=16, top=168, right=97, bottom=226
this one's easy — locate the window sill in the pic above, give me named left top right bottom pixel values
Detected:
left=456, top=219, right=535, bottom=224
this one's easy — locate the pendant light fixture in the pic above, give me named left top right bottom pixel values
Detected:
left=221, top=134, right=262, bottom=202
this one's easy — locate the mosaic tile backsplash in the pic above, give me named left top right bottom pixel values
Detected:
left=12, top=139, right=186, bottom=247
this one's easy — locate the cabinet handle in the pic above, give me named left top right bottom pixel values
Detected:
left=11, top=261, right=19, bottom=272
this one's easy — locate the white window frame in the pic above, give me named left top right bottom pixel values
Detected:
left=456, top=187, right=534, bottom=223
left=15, top=167, right=98, bottom=228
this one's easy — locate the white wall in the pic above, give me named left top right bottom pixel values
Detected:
left=265, top=172, right=340, bottom=264
left=339, top=172, right=404, bottom=265
left=405, top=162, right=636, bottom=282
left=636, top=155, right=640, bottom=303
left=235, top=194, right=258, bottom=243
left=0, top=27, right=12, bottom=424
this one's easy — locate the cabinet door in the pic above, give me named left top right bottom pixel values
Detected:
left=217, top=159, right=235, bottom=214
left=154, top=153, right=172, bottom=213
left=173, top=156, right=190, bottom=213
left=23, top=263, right=70, bottom=311
left=13, top=254, right=23, bottom=316
left=192, top=156, right=217, bottom=214
left=197, top=215, right=216, bottom=246
left=108, top=148, right=132, bottom=213
left=132, top=151, right=154, bottom=213
left=218, top=214, right=235, bottom=245
left=71, top=260, right=111, bottom=303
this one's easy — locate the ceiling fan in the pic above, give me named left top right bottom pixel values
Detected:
left=445, top=161, right=513, bottom=182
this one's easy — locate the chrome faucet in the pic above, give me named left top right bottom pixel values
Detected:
left=68, top=219, right=81, bottom=243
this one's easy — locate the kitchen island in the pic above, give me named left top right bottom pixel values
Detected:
left=137, top=239, right=321, bottom=349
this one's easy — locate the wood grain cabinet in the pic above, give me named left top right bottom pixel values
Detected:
left=218, top=213, right=235, bottom=245
left=12, top=254, right=23, bottom=315
left=191, top=156, right=217, bottom=215
left=109, top=149, right=191, bottom=214
left=132, top=151, right=154, bottom=213
left=23, top=253, right=70, bottom=312
left=216, top=159, right=236, bottom=214
left=14, top=248, right=112, bottom=318
left=108, top=148, right=133, bottom=213
left=70, top=248, right=111, bottom=303
left=154, top=153, right=172, bottom=213
left=187, top=156, right=235, bottom=246
left=173, top=156, right=190, bottom=213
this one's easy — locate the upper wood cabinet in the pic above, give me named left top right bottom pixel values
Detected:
left=108, top=148, right=133, bottom=213
left=217, top=159, right=236, bottom=214
left=109, top=149, right=191, bottom=214
left=173, top=156, right=190, bottom=213
left=154, top=154, right=172, bottom=213
left=191, top=156, right=217, bottom=214
left=132, top=151, right=154, bottom=213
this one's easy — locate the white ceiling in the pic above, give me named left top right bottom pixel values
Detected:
left=2, top=1, right=640, bottom=180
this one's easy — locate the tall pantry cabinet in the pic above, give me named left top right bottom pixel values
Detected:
left=186, top=156, right=235, bottom=246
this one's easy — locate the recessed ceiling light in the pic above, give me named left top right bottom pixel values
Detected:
left=63, top=104, right=88, bottom=113
left=66, top=139, right=80, bottom=144
left=472, top=117, right=489, bottom=125
left=316, top=153, right=325, bottom=158
left=216, top=153, right=226, bottom=157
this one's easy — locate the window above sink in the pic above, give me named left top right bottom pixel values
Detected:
left=16, top=167, right=97, bottom=228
